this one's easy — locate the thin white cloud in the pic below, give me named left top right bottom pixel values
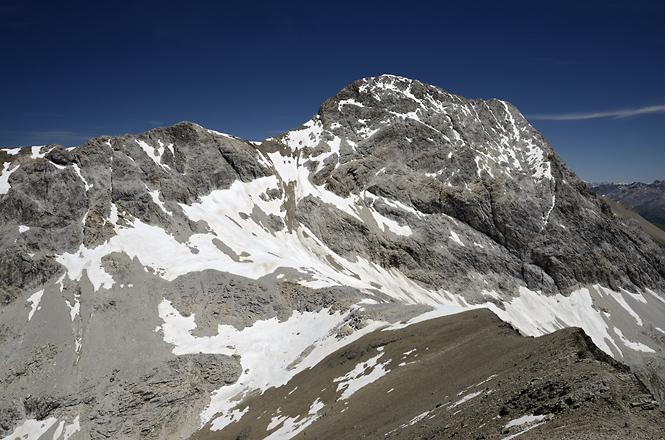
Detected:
left=527, top=104, right=665, bottom=121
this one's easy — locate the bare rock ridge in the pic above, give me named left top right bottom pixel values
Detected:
left=1, top=74, right=664, bottom=439
left=192, top=309, right=665, bottom=440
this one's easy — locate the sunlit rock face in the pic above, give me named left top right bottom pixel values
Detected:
left=1, top=75, right=664, bottom=439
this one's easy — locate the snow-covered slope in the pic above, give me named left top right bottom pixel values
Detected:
left=1, top=75, right=664, bottom=439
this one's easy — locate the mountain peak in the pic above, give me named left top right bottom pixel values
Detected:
left=285, top=74, right=556, bottom=198
left=1, top=76, right=665, bottom=439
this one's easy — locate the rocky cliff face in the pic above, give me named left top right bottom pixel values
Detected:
left=1, top=75, right=665, bottom=439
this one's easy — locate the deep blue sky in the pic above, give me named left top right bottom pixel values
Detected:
left=1, top=0, right=663, bottom=183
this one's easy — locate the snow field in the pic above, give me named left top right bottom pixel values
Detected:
left=156, top=299, right=389, bottom=430
left=484, top=285, right=658, bottom=357
left=54, top=165, right=426, bottom=304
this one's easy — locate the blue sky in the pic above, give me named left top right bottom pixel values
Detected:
left=1, top=0, right=663, bottom=183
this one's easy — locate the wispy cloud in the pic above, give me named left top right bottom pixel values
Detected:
left=527, top=104, right=665, bottom=121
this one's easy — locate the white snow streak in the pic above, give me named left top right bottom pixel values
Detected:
left=72, top=164, right=92, bottom=191
left=264, top=398, right=325, bottom=440
left=505, top=414, right=547, bottom=429
left=333, top=351, right=391, bottom=400
left=0, top=161, right=19, bottom=195
left=500, top=422, right=546, bottom=440
left=451, top=390, right=483, bottom=407
left=613, top=327, right=655, bottom=353
left=27, top=290, right=44, bottom=321
left=338, top=98, right=365, bottom=111
left=137, top=140, right=165, bottom=165
left=449, top=230, right=465, bottom=246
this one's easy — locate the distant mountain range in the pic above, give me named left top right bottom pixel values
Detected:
left=590, top=180, right=665, bottom=226
left=2, top=75, right=665, bottom=439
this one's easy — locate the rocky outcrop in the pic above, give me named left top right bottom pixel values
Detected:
left=0, top=122, right=271, bottom=305
left=287, top=76, right=665, bottom=296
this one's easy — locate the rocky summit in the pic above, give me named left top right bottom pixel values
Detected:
left=1, top=75, right=665, bottom=439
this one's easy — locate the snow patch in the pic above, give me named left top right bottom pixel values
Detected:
left=334, top=351, right=391, bottom=400
left=53, top=415, right=81, bottom=440
left=137, top=139, right=165, bottom=165
left=599, top=288, right=644, bottom=326
left=282, top=118, right=325, bottom=151
left=1, top=417, right=58, bottom=440
left=207, top=129, right=234, bottom=138
left=264, top=398, right=324, bottom=440
left=27, top=290, right=44, bottom=321
left=451, top=390, right=483, bottom=407
left=505, top=414, right=547, bottom=429
left=401, top=410, right=431, bottom=427
left=482, top=285, right=659, bottom=359
left=148, top=189, right=169, bottom=214
left=65, top=292, right=81, bottom=321
left=30, top=146, right=47, bottom=159
left=338, top=98, right=365, bottom=111
left=449, top=230, right=465, bottom=246
left=541, top=194, right=556, bottom=230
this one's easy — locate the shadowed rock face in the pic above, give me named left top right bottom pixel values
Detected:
left=1, top=75, right=665, bottom=439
